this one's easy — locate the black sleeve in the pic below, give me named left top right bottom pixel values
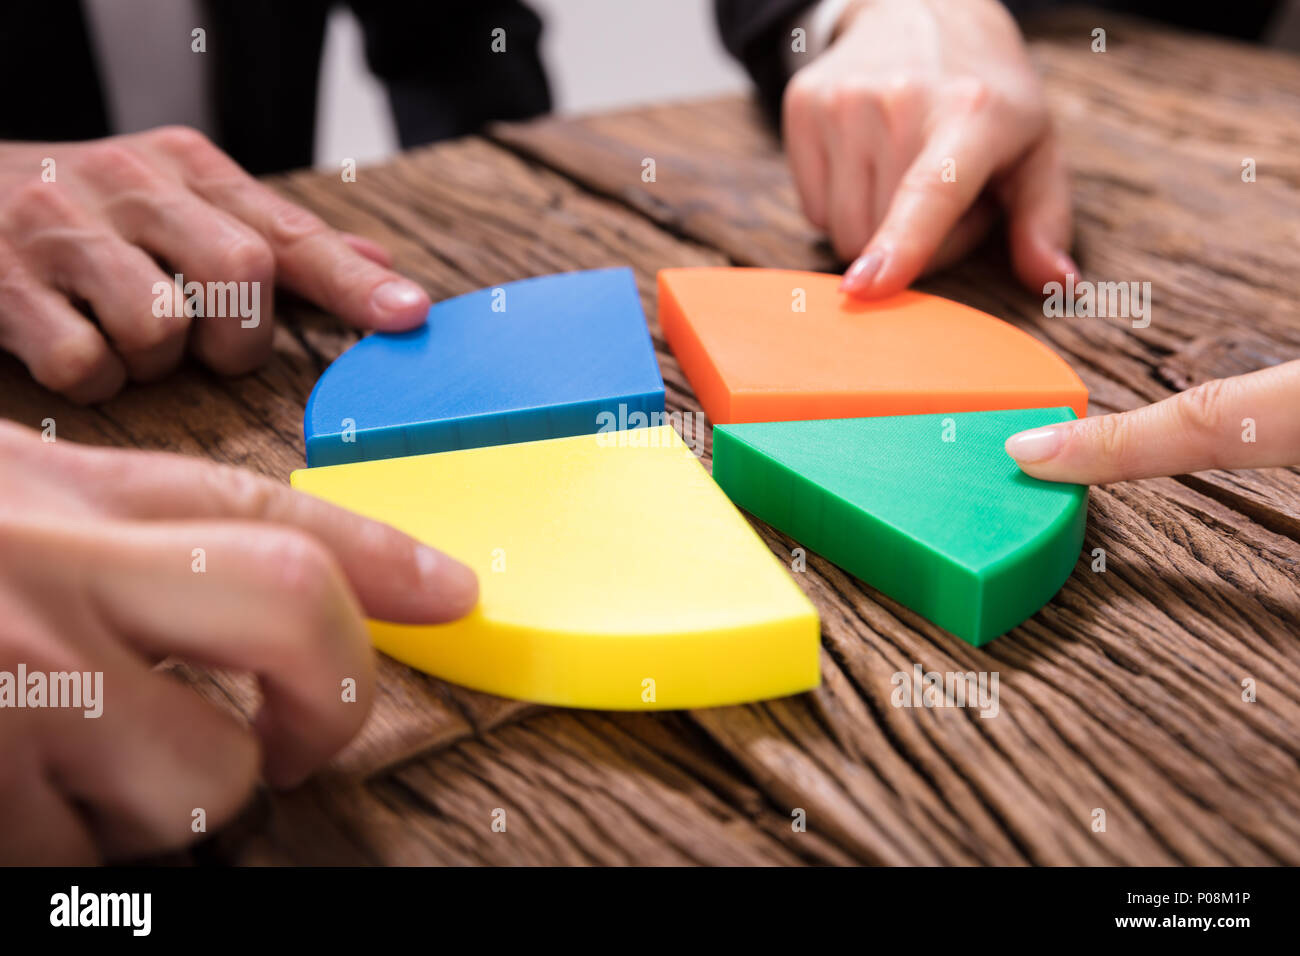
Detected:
left=348, top=0, right=551, bottom=148
left=203, top=0, right=332, bottom=175
left=0, top=0, right=110, bottom=141
left=714, top=0, right=819, bottom=126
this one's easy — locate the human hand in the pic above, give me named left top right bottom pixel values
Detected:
left=0, top=128, right=431, bottom=403
left=0, top=422, right=477, bottom=863
left=1006, top=360, right=1300, bottom=483
left=782, top=0, right=1073, bottom=297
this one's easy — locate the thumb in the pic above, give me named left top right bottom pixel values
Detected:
left=1005, top=360, right=1300, bottom=484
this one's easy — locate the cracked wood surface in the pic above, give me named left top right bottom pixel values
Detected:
left=1, top=10, right=1296, bottom=864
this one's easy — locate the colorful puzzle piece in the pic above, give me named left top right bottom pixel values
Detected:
left=659, top=268, right=1088, bottom=425
left=305, top=268, right=665, bottom=465
left=291, top=426, right=820, bottom=709
left=712, top=408, right=1088, bottom=646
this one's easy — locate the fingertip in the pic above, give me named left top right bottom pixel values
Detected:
left=1005, top=425, right=1066, bottom=467
left=840, top=247, right=916, bottom=299
left=1056, top=251, right=1080, bottom=280
left=839, top=250, right=882, bottom=295
left=1013, top=228, right=1077, bottom=292
left=363, top=279, right=430, bottom=331
left=415, top=545, right=480, bottom=621
left=1005, top=422, right=1095, bottom=484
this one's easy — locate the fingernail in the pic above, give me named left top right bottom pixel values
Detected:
left=840, top=251, right=883, bottom=294
left=1005, top=426, right=1066, bottom=464
left=370, top=279, right=428, bottom=316
left=416, top=545, right=479, bottom=609
left=1056, top=252, right=1079, bottom=278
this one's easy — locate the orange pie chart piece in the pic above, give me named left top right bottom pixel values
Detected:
left=658, top=268, right=1087, bottom=424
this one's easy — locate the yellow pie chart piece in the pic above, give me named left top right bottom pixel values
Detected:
left=290, top=425, right=820, bottom=709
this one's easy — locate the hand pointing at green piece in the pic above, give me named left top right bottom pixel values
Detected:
left=1006, top=360, right=1300, bottom=484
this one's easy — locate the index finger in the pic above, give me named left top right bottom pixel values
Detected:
left=58, top=441, right=478, bottom=624
left=842, top=97, right=1021, bottom=298
left=140, top=127, right=430, bottom=331
left=1005, top=360, right=1300, bottom=484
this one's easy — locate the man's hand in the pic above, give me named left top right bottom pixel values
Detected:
left=0, top=128, right=431, bottom=403
left=782, top=0, right=1074, bottom=297
left=0, top=422, right=478, bottom=863
left=1006, top=360, right=1300, bottom=483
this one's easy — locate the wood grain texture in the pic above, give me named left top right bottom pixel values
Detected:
left=2, top=9, right=1297, bottom=865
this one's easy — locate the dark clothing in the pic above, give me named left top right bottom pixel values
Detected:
left=0, top=0, right=1286, bottom=171
left=715, top=0, right=817, bottom=122
left=0, top=0, right=552, bottom=174
left=206, top=0, right=552, bottom=173
left=0, top=2, right=113, bottom=142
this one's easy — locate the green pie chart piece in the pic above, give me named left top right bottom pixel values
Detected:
left=712, top=407, right=1088, bottom=646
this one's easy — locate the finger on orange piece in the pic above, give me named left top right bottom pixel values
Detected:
left=842, top=105, right=1007, bottom=298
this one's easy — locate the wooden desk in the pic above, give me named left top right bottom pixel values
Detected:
left=4, top=11, right=1298, bottom=864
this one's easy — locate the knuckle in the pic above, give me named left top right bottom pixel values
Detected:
left=209, top=465, right=277, bottom=520
left=102, top=185, right=185, bottom=235
left=1176, top=378, right=1233, bottom=444
left=266, top=201, right=327, bottom=247
left=77, top=142, right=154, bottom=186
left=212, top=234, right=275, bottom=283
left=6, top=181, right=78, bottom=227
left=826, top=82, right=876, bottom=127
left=946, top=77, right=995, bottom=113
left=0, top=256, right=31, bottom=299
left=259, top=530, right=347, bottom=632
left=878, top=74, right=921, bottom=112
left=147, top=124, right=215, bottom=156
left=1081, top=412, right=1132, bottom=467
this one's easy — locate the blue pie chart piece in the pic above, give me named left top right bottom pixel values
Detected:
left=305, top=267, right=665, bottom=466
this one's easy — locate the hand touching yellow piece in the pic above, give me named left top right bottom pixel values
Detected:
left=0, top=423, right=477, bottom=863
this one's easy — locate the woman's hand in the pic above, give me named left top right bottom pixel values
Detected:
left=0, top=422, right=477, bottom=863
left=782, top=0, right=1074, bottom=296
left=0, top=128, right=431, bottom=403
left=1006, top=360, right=1300, bottom=483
